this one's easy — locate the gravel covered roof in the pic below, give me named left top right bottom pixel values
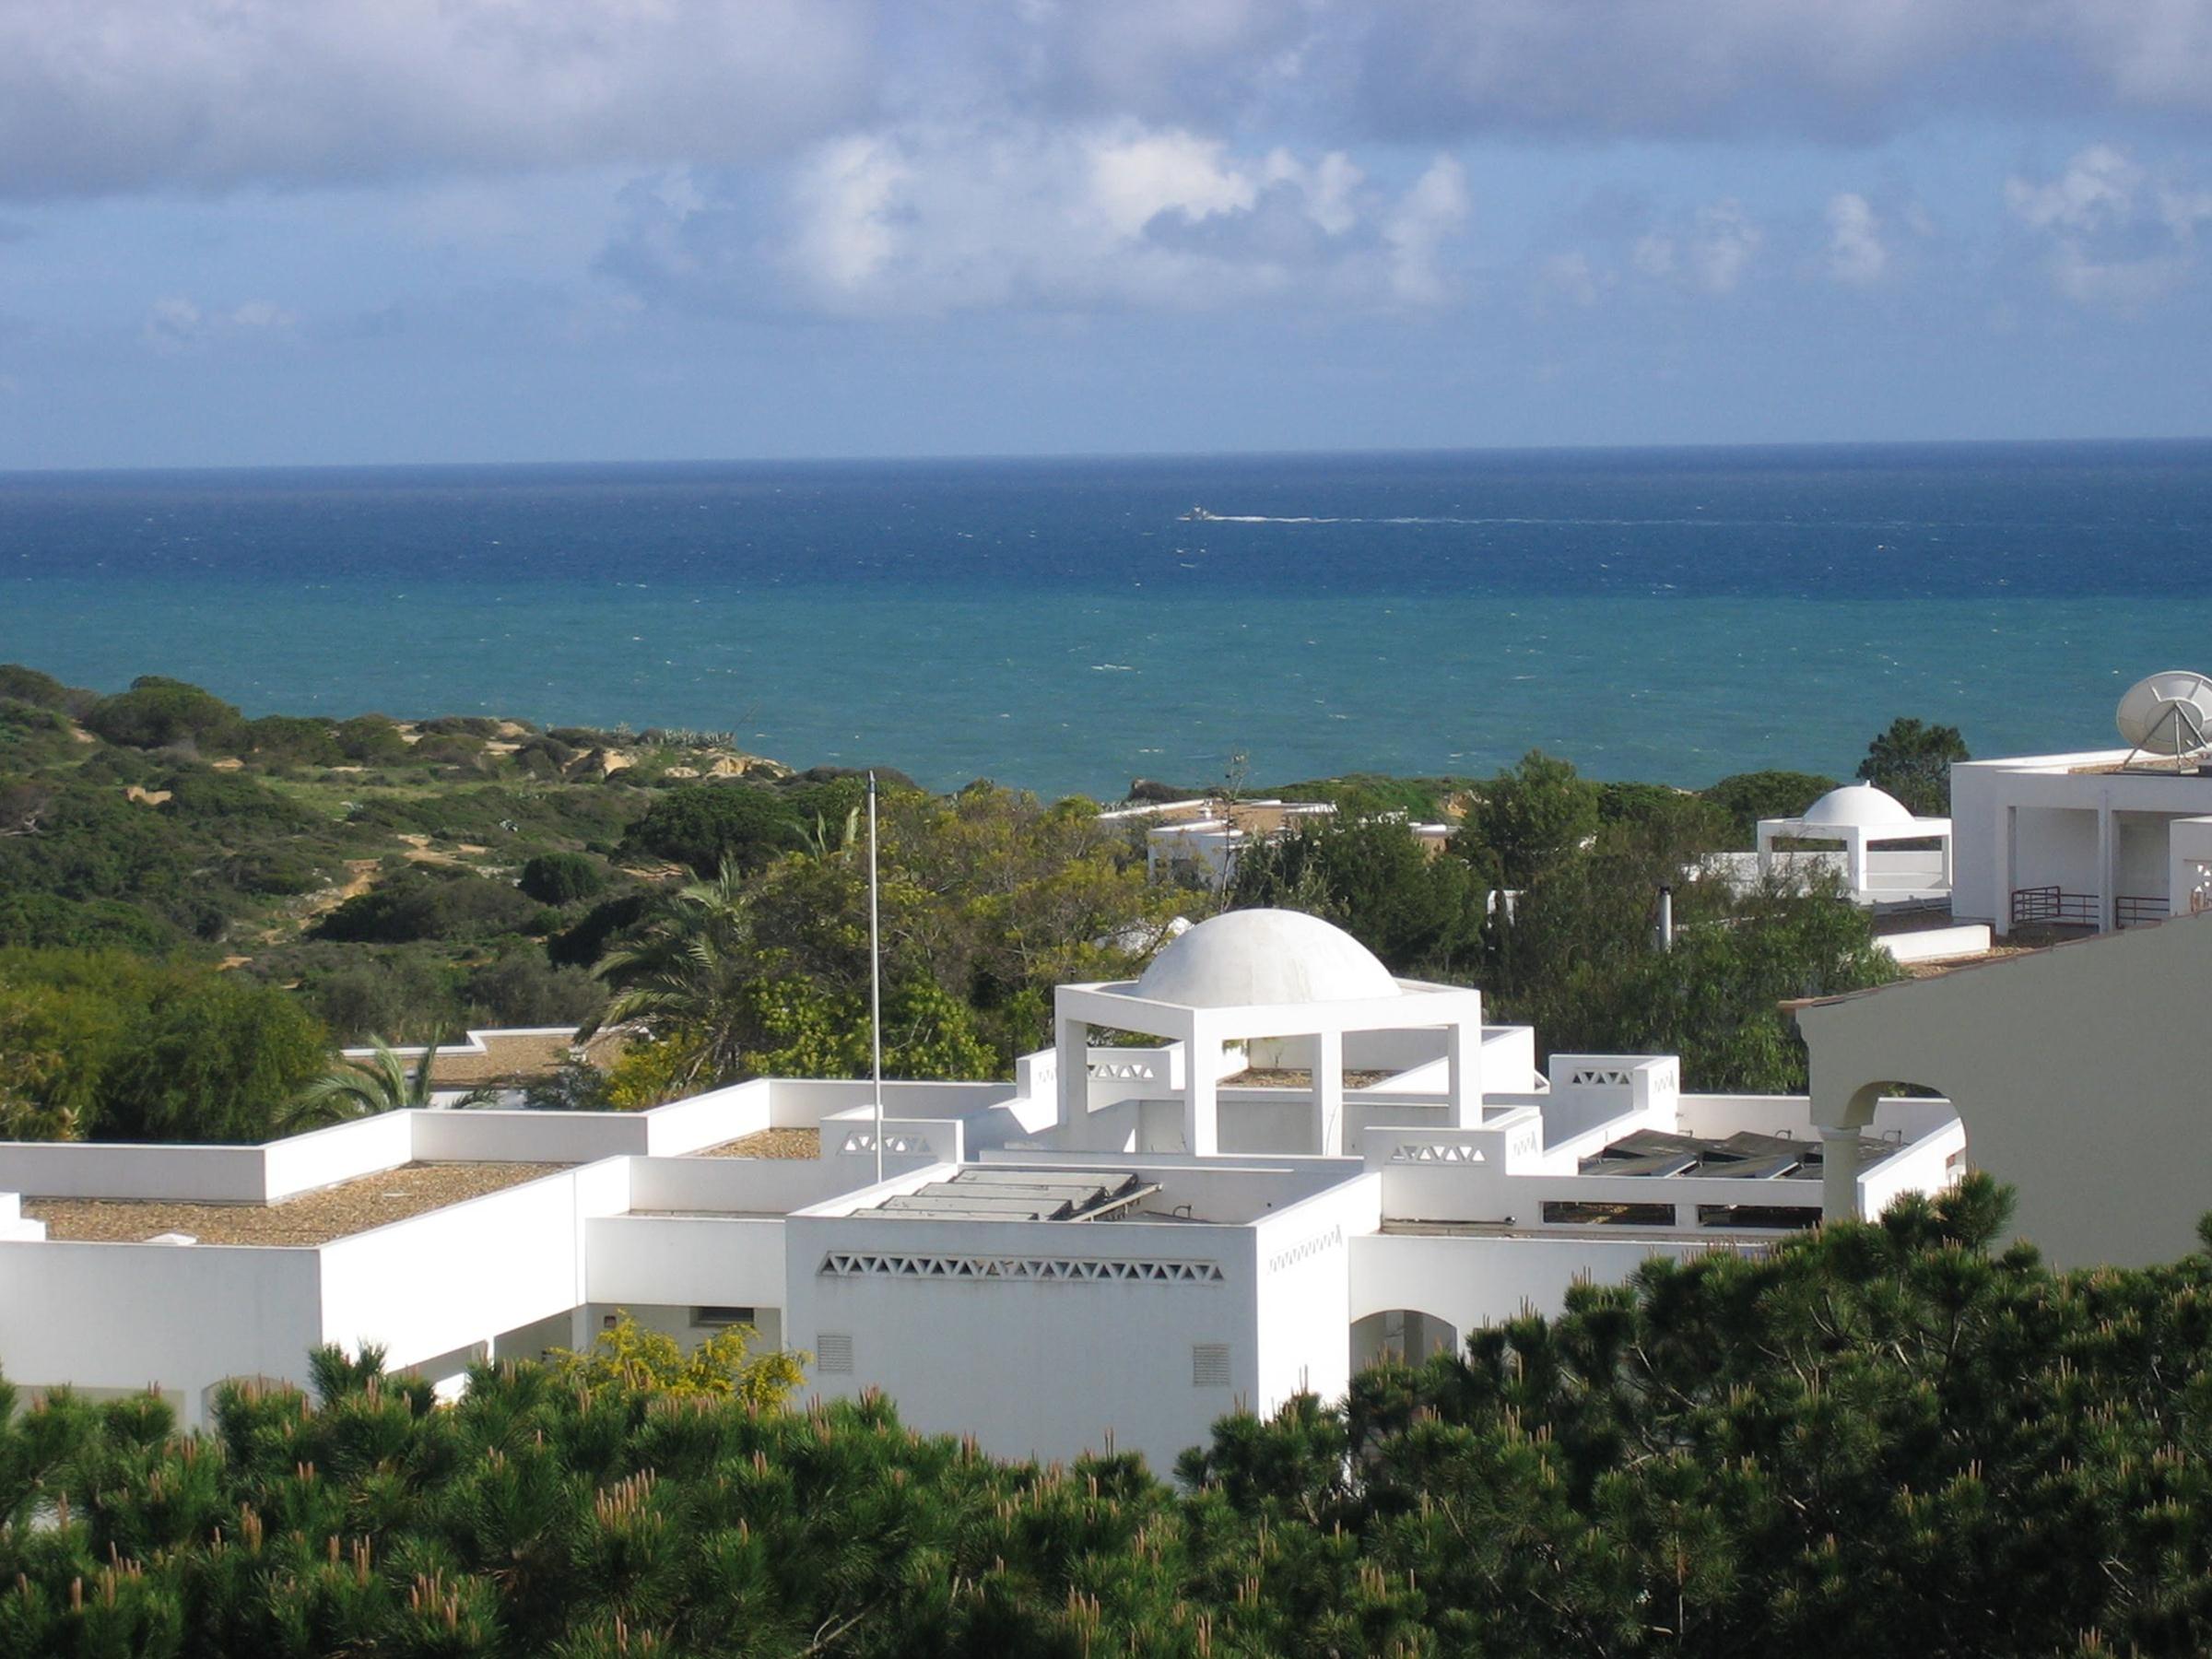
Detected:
left=24, top=1161, right=568, bottom=1246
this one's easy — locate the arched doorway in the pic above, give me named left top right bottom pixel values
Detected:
left=1350, top=1308, right=1460, bottom=1373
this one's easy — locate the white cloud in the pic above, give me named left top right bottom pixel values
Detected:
left=229, top=300, right=296, bottom=330
left=142, top=293, right=299, bottom=352
left=1687, top=201, right=1762, bottom=293
left=142, top=296, right=203, bottom=353
left=2006, top=145, right=2207, bottom=310
left=2005, top=145, right=2140, bottom=233
left=1630, top=201, right=1761, bottom=295
left=653, top=123, right=1476, bottom=317
left=1630, top=233, right=1676, bottom=279
left=0, top=0, right=877, bottom=197
left=1823, top=193, right=1888, bottom=285
left=1536, top=251, right=1602, bottom=307
left=9, top=1, right=2212, bottom=201
left=1088, top=133, right=1258, bottom=237
left=1381, top=157, right=1471, bottom=305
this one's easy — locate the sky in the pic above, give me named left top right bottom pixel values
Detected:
left=0, top=0, right=2209, bottom=469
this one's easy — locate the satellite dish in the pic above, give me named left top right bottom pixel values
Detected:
left=2115, top=670, right=2212, bottom=758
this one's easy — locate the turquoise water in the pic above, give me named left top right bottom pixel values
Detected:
left=4, top=444, right=2207, bottom=797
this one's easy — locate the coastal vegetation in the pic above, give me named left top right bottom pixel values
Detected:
left=0, top=1177, right=2207, bottom=1655
left=0, top=663, right=1954, bottom=1133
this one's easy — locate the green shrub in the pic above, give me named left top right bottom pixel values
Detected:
left=619, top=782, right=801, bottom=877
left=1701, top=769, right=1840, bottom=845
left=286, top=948, right=465, bottom=1044
left=313, top=867, right=542, bottom=945
left=547, top=890, right=652, bottom=967
left=333, top=713, right=409, bottom=763
left=0, top=664, right=74, bottom=710
left=465, top=953, right=607, bottom=1028
left=158, top=769, right=324, bottom=832
left=83, top=677, right=244, bottom=751
left=246, top=713, right=344, bottom=766
left=0, top=892, right=181, bottom=951
left=420, top=715, right=502, bottom=738
left=412, top=732, right=487, bottom=766
left=221, top=849, right=327, bottom=897
left=519, top=851, right=606, bottom=906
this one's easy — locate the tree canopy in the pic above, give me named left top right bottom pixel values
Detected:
left=6, top=1178, right=2212, bottom=1655
left=1859, top=715, right=1971, bottom=817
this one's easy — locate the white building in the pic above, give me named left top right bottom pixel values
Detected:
left=1100, top=797, right=1338, bottom=885
left=1755, top=782, right=1953, bottom=904
left=1796, top=906, right=2212, bottom=1269
left=1947, top=670, right=2212, bottom=937
left=0, top=910, right=1961, bottom=1474
left=1952, top=751, right=2212, bottom=935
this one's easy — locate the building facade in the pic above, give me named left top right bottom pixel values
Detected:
left=0, top=911, right=1962, bottom=1474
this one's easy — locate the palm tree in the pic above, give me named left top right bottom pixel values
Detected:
left=282, top=1034, right=486, bottom=1132
left=588, top=862, right=759, bottom=1090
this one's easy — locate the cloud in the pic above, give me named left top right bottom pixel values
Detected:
left=609, top=123, right=1470, bottom=318
left=1535, top=251, right=1603, bottom=309
left=1381, top=158, right=1471, bottom=306
left=142, top=296, right=203, bottom=354
left=141, top=293, right=298, bottom=353
left=1343, top=0, right=2212, bottom=143
left=0, top=0, right=878, bottom=197
left=8, top=1, right=2212, bottom=201
left=1632, top=200, right=1763, bottom=295
left=2006, top=145, right=2208, bottom=309
left=1823, top=193, right=1888, bottom=285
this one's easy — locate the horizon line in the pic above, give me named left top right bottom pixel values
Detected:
left=6, top=432, right=2212, bottom=483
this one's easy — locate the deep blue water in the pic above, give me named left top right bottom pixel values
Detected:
left=3, top=441, right=2208, bottom=797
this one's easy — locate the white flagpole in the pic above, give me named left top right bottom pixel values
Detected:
left=868, top=771, right=884, bottom=1186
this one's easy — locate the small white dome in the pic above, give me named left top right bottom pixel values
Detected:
left=1129, top=908, right=1399, bottom=1008
left=1799, top=782, right=1917, bottom=830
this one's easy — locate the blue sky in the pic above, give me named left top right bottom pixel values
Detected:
left=0, top=0, right=2208, bottom=468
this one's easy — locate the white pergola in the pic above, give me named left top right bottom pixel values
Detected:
left=1757, top=782, right=1951, bottom=901
left=1053, top=910, right=1484, bottom=1158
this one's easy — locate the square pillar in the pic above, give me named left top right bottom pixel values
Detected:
left=1445, top=1018, right=1478, bottom=1127
left=1846, top=830, right=1869, bottom=900
left=2097, top=795, right=2114, bottom=933
left=1184, top=1020, right=1219, bottom=1158
left=1818, top=1125, right=1864, bottom=1223
left=1055, top=1016, right=1088, bottom=1147
left=1996, top=804, right=2016, bottom=937
left=1312, top=1029, right=1344, bottom=1156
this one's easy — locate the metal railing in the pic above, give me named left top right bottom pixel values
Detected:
left=2011, top=888, right=2170, bottom=929
left=2010, top=887, right=2098, bottom=927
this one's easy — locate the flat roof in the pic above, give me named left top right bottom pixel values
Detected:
left=858, top=1168, right=1158, bottom=1223
left=1579, top=1129, right=1830, bottom=1181
left=693, top=1128, right=819, bottom=1159
left=24, top=1161, right=568, bottom=1246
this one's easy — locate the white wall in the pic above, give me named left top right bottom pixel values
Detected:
left=1800, top=909, right=2212, bottom=1265
left=264, top=1113, right=415, bottom=1198
left=2172, top=818, right=2212, bottom=918
left=1351, top=1231, right=1731, bottom=1337
left=626, top=1156, right=861, bottom=1216
left=641, top=1082, right=773, bottom=1154
left=0, top=1241, right=324, bottom=1423
left=785, top=1211, right=1254, bottom=1475
left=586, top=1216, right=786, bottom=1311
left=316, top=1163, right=628, bottom=1371
left=1881, top=924, right=1993, bottom=965
left=1251, top=1176, right=1379, bottom=1413
left=0, top=1143, right=267, bottom=1203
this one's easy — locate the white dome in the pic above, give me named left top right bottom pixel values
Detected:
left=1799, top=782, right=1917, bottom=830
left=1130, top=909, right=1399, bottom=1008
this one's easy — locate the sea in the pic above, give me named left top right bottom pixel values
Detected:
left=3, top=441, right=2208, bottom=801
